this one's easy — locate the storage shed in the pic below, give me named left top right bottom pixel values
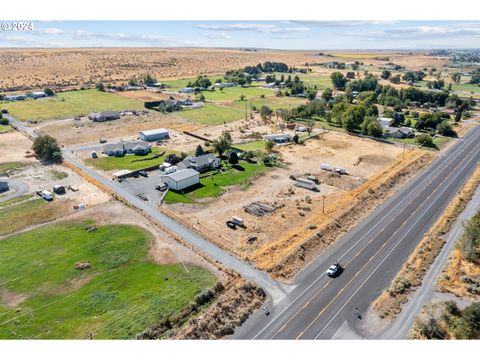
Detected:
left=139, top=128, right=170, bottom=142
left=161, top=169, right=199, bottom=191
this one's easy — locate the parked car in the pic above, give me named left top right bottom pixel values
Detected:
left=138, top=171, right=148, bottom=177
left=38, top=190, right=53, bottom=201
left=1, top=109, right=8, bottom=114
left=226, top=221, right=237, bottom=229
left=326, top=262, right=343, bottom=278
left=155, top=183, right=168, bottom=191
left=99, top=138, right=107, bottom=143
left=164, top=166, right=178, bottom=175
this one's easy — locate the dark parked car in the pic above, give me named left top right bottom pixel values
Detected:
left=138, top=171, right=148, bottom=177
left=226, top=221, right=237, bottom=229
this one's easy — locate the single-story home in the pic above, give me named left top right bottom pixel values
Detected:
left=0, top=181, right=9, bottom=193
left=139, top=128, right=170, bottom=142
left=4, top=94, right=27, bottom=101
left=29, top=91, right=47, bottom=99
left=178, top=153, right=221, bottom=172
left=158, top=100, right=182, bottom=112
left=88, top=111, right=121, bottom=122
left=264, top=134, right=293, bottom=144
left=214, top=82, right=235, bottom=89
left=384, top=126, right=415, bottom=139
left=103, top=140, right=151, bottom=157
left=161, top=168, right=200, bottom=191
left=180, top=87, right=194, bottom=93
left=378, top=117, right=393, bottom=129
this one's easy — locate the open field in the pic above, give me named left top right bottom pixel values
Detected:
left=240, top=96, right=307, bottom=111
left=0, top=131, right=36, bottom=164
left=176, top=103, right=245, bottom=125
left=0, top=196, right=73, bottom=236
left=1, top=90, right=143, bottom=121
left=84, top=147, right=179, bottom=171
left=0, top=221, right=216, bottom=339
left=164, top=161, right=270, bottom=204
left=198, top=87, right=274, bottom=101
left=0, top=48, right=317, bottom=92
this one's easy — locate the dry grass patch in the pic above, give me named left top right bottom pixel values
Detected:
left=374, top=165, right=480, bottom=319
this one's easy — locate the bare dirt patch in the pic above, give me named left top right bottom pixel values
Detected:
left=0, top=289, right=28, bottom=308
left=0, top=131, right=36, bottom=164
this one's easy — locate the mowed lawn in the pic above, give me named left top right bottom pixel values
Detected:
left=85, top=147, right=179, bottom=171
left=0, top=90, right=143, bottom=121
left=176, top=103, right=245, bottom=125
left=234, top=140, right=268, bottom=152
left=0, top=222, right=216, bottom=339
left=164, top=161, right=269, bottom=204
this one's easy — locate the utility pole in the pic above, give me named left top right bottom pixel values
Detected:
left=245, top=100, right=248, bottom=121
left=322, top=195, right=326, bottom=214
left=403, top=142, right=406, bottom=159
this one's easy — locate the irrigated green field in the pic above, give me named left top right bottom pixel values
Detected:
left=84, top=147, right=179, bottom=171
left=176, top=103, right=245, bottom=125
left=199, top=86, right=274, bottom=101
left=1, top=90, right=143, bottom=121
left=0, top=222, right=216, bottom=339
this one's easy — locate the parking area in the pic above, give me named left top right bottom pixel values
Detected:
left=116, top=169, right=166, bottom=207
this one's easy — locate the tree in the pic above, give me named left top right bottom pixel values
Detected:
left=306, top=119, right=315, bottom=136
left=260, top=105, right=273, bottom=123
left=381, top=70, right=391, bottom=80
left=212, top=131, right=232, bottom=157
left=451, top=72, right=461, bottom=83
left=265, top=140, right=275, bottom=152
left=32, top=135, right=62, bottom=163
left=96, top=81, right=105, bottom=92
left=436, top=121, right=456, bottom=137
left=239, top=94, right=246, bottom=101
left=228, top=151, right=239, bottom=166
left=197, top=94, right=206, bottom=102
left=416, top=134, right=434, bottom=147
left=293, top=133, right=300, bottom=144
left=330, top=72, right=347, bottom=91
left=390, top=74, right=401, bottom=84
left=44, top=88, right=54, bottom=96
left=461, top=303, right=480, bottom=338
left=322, top=88, right=333, bottom=102
left=195, top=145, right=205, bottom=157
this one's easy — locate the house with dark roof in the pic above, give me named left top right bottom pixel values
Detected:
left=102, top=141, right=150, bottom=157
left=88, top=111, right=121, bottom=122
left=0, top=181, right=9, bottom=193
left=178, top=153, right=221, bottom=172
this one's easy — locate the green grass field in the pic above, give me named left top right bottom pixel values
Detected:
left=199, top=86, right=274, bottom=101
left=234, top=140, right=267, bottom=152
left=240, top=96, right=307, bottom=111
left=176, top=103, right=245, bottom=125
left=0, top=222, right=215, bottom=339
left=161, top=75, right=222, bottom=91
left=85, top=147, right=179, bottom=171
left=164, top=161, right=269, bottom=204
left=0, top=90, right=143, bottom=121
left=0, top=124, right=12, bottom=133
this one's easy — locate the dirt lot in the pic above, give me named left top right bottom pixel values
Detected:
left=36, top=111, right=201, bottom=148
left=0, top=48, right=318, bottom=92
left=0, top=131, right=36, bottom=164
left=164, top=131, right=405, bottom=260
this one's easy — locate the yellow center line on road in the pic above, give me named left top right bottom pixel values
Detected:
left=294, top=142, right=480, bottom=340
left=256, top=128, right=480, bottom=340
left=271, top=136, right=480, bottom=340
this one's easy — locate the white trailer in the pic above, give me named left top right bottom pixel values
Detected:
left=294, top=178, right=317, bottom=190
left=320, top=163, right=332, bottom=171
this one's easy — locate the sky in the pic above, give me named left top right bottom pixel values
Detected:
left=1, top=20, right=480, bottom=49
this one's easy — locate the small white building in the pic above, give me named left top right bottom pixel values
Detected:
left=139, top=128, right=170, bottom=142
left=161, top=169, right=200, bottom=191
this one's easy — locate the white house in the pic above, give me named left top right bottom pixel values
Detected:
left=161, top=169, right=200, bottom=191
left=139, top=128, right=170, bottom=142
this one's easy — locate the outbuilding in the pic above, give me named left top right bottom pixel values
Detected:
left=88, top=111, right=120, bottom=122
left=139, top=128, right=170, bottom=142
left=161, top=169, right=200, bottom=191
left=0, top=181, right=9, bottom=193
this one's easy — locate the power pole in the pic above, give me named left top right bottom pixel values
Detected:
left=245, top=100, right=248, bottom=121
left=322, top=195, right=326, bottom=214
left=403, top=142, right=406, bottom=159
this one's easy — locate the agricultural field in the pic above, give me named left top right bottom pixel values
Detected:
left=0, top=90, right=143, bottom=121
left=198, top=86, right=274, bottom=101
left=164, top=160, right=270, bottom=204
left=241, top=96, right=307, bottom=111
left=234, top=140, right=268, bottom=152
left=176, top=103, right=245, bottom=125
left=84, top=147, right=180, bottom=171
left=0, top=222, right=216, bottom=339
